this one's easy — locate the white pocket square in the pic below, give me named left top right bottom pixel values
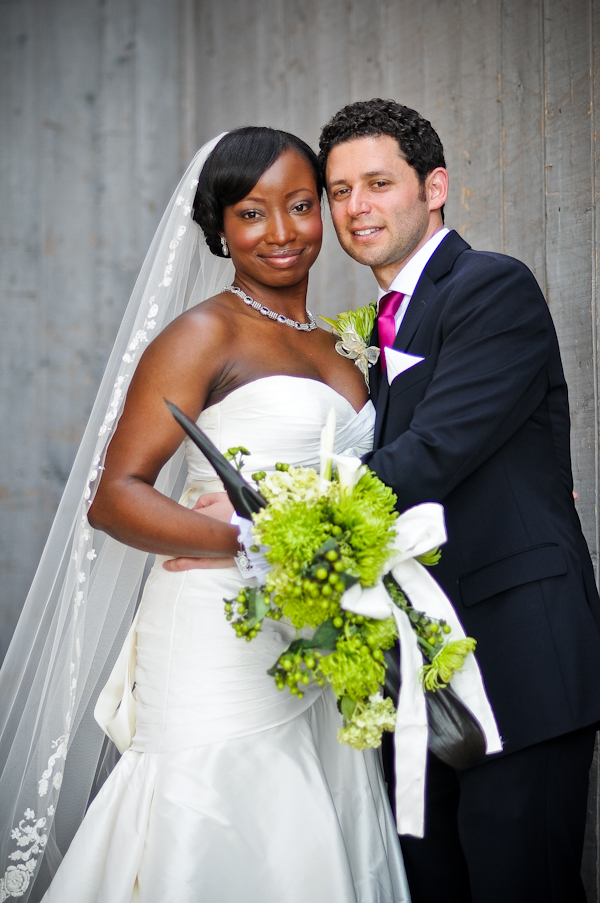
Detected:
left=385, top=347, right=425, bottom=385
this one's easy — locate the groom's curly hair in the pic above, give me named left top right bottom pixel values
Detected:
left=318, top=99, right=446, bottom=188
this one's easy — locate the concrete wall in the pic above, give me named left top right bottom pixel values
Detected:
left=1, top=0, right=599, bottom=894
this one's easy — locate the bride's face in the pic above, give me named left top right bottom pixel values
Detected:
left=222, top=149, right=322, bottom=289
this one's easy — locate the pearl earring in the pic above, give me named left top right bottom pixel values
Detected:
left=221, top=236, right=229, bottom=257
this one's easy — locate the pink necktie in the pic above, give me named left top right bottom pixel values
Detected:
left=378, top=291, right=405, bottom=371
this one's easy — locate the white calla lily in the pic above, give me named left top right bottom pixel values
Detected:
left=319, top=407, right=336, bottom=489
left=319, top=407, right=366, bottom=492
left=330, top=453, right=366, bottom=493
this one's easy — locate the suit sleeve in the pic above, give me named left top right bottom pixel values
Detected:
left=367, top=255, right=553, bottom=511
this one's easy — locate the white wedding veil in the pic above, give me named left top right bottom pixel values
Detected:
left=0, top=134, right=233, bottom=902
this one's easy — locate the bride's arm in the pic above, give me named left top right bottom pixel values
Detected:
left=88, top=306, right=240, bottom=559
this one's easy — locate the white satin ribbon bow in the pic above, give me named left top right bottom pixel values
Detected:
left=341, top=502, right=503, bottom=837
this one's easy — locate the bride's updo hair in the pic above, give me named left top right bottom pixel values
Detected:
left=193, top=127, right=323, bottom=257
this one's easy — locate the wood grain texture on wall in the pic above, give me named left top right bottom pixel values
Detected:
left=0, top=0, right=190, bottom=662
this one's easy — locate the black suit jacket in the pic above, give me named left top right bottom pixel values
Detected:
left=366, top=230, right=600, bottom=754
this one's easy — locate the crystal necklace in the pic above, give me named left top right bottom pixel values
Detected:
left=224, top=285, right=318, bottom=332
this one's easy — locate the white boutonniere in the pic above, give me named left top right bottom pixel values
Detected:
left=320, top=303, right=380, bottom=386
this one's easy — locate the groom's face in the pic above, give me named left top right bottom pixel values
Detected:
left=325, top=135, right=430, bottom=285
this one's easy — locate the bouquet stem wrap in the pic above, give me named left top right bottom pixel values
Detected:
left=341, top=503, right=502, bottom=837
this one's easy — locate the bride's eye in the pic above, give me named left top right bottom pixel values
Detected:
left=292, top=200, right=313, bottom=214
left=239, top=209, right=262, bottom=220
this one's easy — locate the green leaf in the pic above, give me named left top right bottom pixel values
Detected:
left=340, top=695, right=357, bottom=721
left=245, top=588, right=271, bottom=630
left=318, top=314, right=340, bottom=333
left=311, top=618, right=343, bottom=650
left=336, top=572, right=359, bottom=590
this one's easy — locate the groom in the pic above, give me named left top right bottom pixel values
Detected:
left=319, top=98, right=600, bottom=903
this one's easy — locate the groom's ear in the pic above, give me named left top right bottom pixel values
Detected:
left=425, top=168, right=449, bottom=213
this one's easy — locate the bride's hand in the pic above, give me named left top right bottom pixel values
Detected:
left=162, top=492, right=236, bottom=571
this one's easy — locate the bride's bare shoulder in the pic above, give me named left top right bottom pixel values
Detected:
left=139, top=291, right=239, bottom=359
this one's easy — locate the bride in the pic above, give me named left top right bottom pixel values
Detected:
left=0, top=128, right=409, bottom=902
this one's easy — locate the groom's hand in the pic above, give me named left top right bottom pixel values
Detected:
left=190, top=491, right=235, bottom=522
left=162, top=492, right=236, bottom=571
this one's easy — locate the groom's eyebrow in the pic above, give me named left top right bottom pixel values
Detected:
left=328, top=170, right=393, bottom=187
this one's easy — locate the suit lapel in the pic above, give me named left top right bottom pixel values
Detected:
left=395, top=231, right=469, bottom=352
left=373, top=231, right=470, bottom=449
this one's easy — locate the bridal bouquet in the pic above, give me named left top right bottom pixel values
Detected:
left=223, top=413, right=477, bottom=752
left=168, top=399, right=501, bottom=835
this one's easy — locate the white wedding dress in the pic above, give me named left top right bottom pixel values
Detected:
left=42, top=376, right=410, bottom=903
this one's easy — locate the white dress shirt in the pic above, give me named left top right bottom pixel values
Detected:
left=377, top=228, right=449, bottom=333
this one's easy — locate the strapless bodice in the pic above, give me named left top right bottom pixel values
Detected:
left=182, top=375, right=375, bottom=496
left=133, top=375, right=376, bottom=753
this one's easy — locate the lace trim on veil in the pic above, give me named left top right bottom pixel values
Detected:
left=0, top=135, right=233, bottom=901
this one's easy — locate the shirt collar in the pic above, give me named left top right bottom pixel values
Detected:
left=377, top=227, right=449, bottom=301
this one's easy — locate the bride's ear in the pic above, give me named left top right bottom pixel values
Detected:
left=426, top=168, right=449, bottom=212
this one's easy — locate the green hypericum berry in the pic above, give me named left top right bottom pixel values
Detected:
left=333, top=616, right=344, bottom=628
left=316, top=567, right=328, bottom=581
left=326, top=550, right=338, bottom=561
left=328, top=573, right=338, bottom=585
left=331, top=525, right=343, bottom=536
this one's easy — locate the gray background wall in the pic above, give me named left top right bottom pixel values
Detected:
left=1, top=0, right=599, bottom=895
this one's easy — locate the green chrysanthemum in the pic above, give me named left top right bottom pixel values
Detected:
left=328, top=470, right=398, bottom=585
left=318, top=636, right=385, bottom=699
left=253, top=499, right=329, bottom=567
left=362, top=617, right=398, bottom=651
